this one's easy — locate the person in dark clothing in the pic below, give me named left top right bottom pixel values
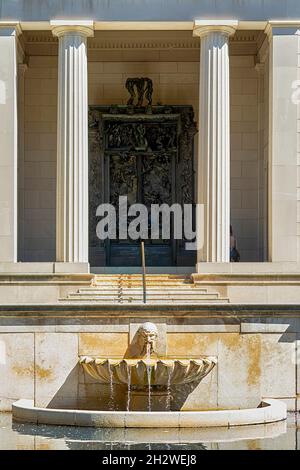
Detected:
left=230, top=225, right=240, bottom=262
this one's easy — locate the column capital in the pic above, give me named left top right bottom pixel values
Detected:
left=265, top=21, right=300, bottom=42
left=50, top=20, right=94, bottom=38
left=193, top=19, right=238, bottom=39
left=0, top=22, right=22, bottom=37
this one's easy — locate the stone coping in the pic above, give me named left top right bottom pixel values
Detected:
left=196, top=262, right=300, bottom=274
left=0, top=262, right=90, bottom=274
left=0, top=303, right=300, bottom=317
left=0, top=275, right=93, bottom=285
left=12, top=399, right=286, bottom=428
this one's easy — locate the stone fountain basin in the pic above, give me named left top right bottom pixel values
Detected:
left=79, top=356, right=217, bottom=387
left=12, top=399, right=287, bottom=428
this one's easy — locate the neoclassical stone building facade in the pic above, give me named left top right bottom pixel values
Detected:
left=0, top=1, right=300, bottom=414
left=2, top=6, right=296, bottom=270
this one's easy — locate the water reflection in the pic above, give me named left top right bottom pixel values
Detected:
left=0, top=413, right=298, bottom=450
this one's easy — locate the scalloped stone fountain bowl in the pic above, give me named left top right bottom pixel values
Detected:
left=79, top=356, right=217, bottom=388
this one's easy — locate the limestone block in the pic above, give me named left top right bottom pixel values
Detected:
left=242, top=105, right=259, bottom=122
left=0, top=333, right=34, bottom=410
left=0, top=285, right=58, bottom=304
left=266, top=286, right=300, bottom=303
left=231, top=121, right=258, bottom=133
left=176, top=366, right=218, bottom=411
left=26, top=67, right=57, bottom=79
left=242, top=190, right=258, bottom=209
left=231, top=106, right=242, bottom=122
left=242, top=79, right=258, bottom=95
left=79, top=333, right=128, bottom=357
left=217, top=333, right=262, bottom=408
left=231, top=56, right=255, bottom=68
left=25, top=78, right=57, bottom=95
left=88, top=62, right=104, bottom=73
left=227, top=285, right=268, bottom=303
left=159, top=73, right=198, bottom=84
left=230, top=133, right=242, bottom=150
left=35, top=333, right=78, bottom=408
left=241, top=318, right=300, bottom=334
left=167, top=323, right=239, bottom=333
left=230, top=162, right=242, bottom=178
left=178, top=62, right=198, bottom=73
left=167, top=333, right=218, bottom=357
left=260, top=333, right=296, bottom=398
left=89, top=73, right=123, bottom=84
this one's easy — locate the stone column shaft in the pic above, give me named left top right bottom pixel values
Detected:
left=52, top=22, right=93, bottom=263
left=194, top=21, right=237, bottom=264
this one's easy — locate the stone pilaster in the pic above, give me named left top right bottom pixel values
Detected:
left=17, top=62, right=27, bottom=262
left=0, top=23, right=22, bottom=262
left=51, top=21, right=94, bottom=263
left=265, top=22, right=299, bottom=262
left=194, top=20, right=238, bottom=265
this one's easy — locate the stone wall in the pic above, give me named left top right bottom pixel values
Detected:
left=0, top=309, right=298, bottom=412
left=22, top=48, right=261, bottom=263
left=23, top=56, right=57, bottom=262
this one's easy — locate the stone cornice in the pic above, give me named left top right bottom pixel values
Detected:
left=24, top=30, right=262, bottom=50
left=0, top=303, right=300, bottom=318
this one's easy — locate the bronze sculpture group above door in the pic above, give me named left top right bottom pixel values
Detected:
left=88, top=81, right=197, bottom=267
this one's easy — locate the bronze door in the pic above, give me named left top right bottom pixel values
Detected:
left=107, top=151, right=175, bottom=266
left=88, top=105, right=197, bottom=268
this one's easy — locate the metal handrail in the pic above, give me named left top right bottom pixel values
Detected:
left=141, top=241, right=146, bottom=303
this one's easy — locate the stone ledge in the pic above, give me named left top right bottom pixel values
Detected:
left=196, top=262, right=300, bottom=275
left=12, top=398, right=287, bottom=428
left=0, top=274, right=93, bottom=284
left=0, top=262, right=90, bottom=274
left=0, top=303, right=300, bottom=318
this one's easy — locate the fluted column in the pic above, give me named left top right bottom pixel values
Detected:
left=194, top=20, right=237, bottom=264
left=51, top=21, right=94, bottom=263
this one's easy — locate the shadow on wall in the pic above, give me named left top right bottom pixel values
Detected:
left=47, top=364, right=128, bottom=411
left=46, top=363, right=205, bottom=411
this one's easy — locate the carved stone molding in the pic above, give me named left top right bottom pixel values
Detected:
left=23, top=30, right=263, bottom=50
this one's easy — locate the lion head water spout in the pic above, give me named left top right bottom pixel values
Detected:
left=79, top=322, right=217, bottom=411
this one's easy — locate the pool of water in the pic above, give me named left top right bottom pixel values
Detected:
left=0, top=413, right=298, bottom=450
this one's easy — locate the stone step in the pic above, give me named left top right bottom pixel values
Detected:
left=70, top=290, right=213, bottom=298
left=78, top=288, right=208, bottom=294
left=60, top=273, right=230, bottom=304
left=66, top=293, right=220, bottom=300
left=94, top=278, right=190, bottom=284
left=94, top=274, right=189, bottom=278
left=93, top=277, right=194, bottom=286
left=61, top=298, right=229, bottom=304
